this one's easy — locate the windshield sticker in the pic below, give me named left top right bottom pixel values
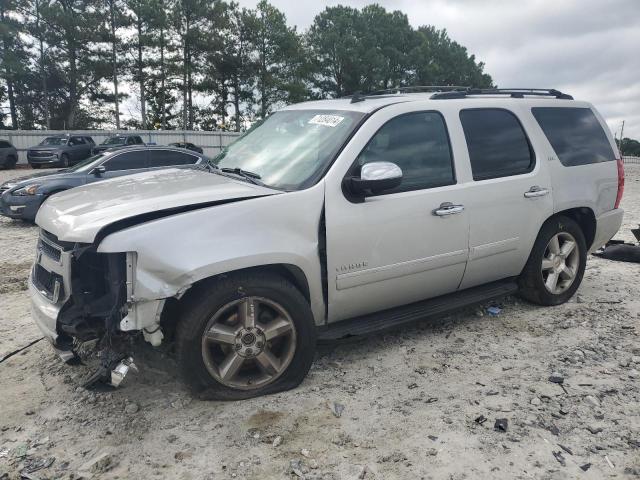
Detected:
left=308, top=114, right=345, bottom=127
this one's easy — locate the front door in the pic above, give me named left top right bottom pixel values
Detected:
left=325, top=109, right=470, bottom=323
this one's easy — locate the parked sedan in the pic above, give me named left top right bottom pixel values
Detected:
left=0, top=140, right=18, bottom=169
left=27, top=134, right=95, bottom=168
left=92, top=134, right=145, bottom=155
left=168, top=142, right=204, bottom=154
left=1, top=146, right=207, bottom=222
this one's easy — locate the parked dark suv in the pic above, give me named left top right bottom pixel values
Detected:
left=168, top=141, right=204, bottom=154
left=1, top=146, right=207, bottom=221
left=92, top=134, right=145, bottom=155
left=27, top=134, right=95, bottom=168
left=0, top=140, right=18, bottom=169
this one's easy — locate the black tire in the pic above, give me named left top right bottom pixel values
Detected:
left=2, top=156, right=17, bottom=169
left=60, top=154, right=70, bottom=167
left=175, top=271, right=317, bottom=400
left=518, top=216, right=587, bottom=306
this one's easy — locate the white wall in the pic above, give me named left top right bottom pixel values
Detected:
left=0, top=130, right=242, bottom=163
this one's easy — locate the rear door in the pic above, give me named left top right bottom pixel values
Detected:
left=70, top=136, right=92, bottom=161
left=325, top=106, right=470, bottom=322
left=457, top=106, right=554, bottom=289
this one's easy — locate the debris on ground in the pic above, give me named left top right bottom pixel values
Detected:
left=494, top=419, right=508, bottom=432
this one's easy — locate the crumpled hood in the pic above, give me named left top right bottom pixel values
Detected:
left=36, top=167, right=279, bottom=243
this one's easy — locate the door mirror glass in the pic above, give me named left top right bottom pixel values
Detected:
left=90, top=165, right=106, bottom=175
left=349, top=161, right=402, bottom=195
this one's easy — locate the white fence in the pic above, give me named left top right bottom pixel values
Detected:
left=1, top=130, right=242, bottom=164
left=623, top=155, right=640, bottom=165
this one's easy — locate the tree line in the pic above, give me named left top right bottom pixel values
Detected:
left=0, top=1, right=493, bottom=131
left=617, top=138, right=640, bottom=157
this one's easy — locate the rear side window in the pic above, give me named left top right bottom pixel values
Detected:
left=531, top=107, right=615, bottom=166
left=460, top=109, right=534, bottom=180
left=149, top=149, right=198, bottom=167
left=355, top=111, right=455, bottom=193
left=103, top=151, right=148, bottom=171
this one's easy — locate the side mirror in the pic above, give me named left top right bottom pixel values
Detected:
left=348, top=161, right=403, bottom=196
left=90, top=165, right=106, bottom=176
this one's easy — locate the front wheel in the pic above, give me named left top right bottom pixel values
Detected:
left=175, top=271, right=317, bottom=400
left=519, top=216, right=587, bottom=306
left=59, top=154, right=70, bottom=167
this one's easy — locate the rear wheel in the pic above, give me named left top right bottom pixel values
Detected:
left=175, top=271, right=316, bottom=400
left=519, top=216, right=587, bottom=305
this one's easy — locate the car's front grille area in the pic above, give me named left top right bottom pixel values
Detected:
left=29, top=150, right=54, bottom=157
left=38, top=237, right=62, bottom=262
left=40, top=229, right=75, bottom=251
left=32, top=263, right=64, bottom=301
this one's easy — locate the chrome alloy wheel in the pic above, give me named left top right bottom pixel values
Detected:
left=201, top=297, right=297, bottom=390
left=541, top=232, right=580, bottom=294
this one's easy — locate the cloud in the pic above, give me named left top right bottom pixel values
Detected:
left=238, top=0, right=640, bottom=139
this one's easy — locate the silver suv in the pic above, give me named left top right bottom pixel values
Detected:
left=27, top=134, right=95, bottom=168
left=29, top=88, right=624, bottom=399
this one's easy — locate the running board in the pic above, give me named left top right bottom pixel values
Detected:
left=318, top=278, right=518, bottom=341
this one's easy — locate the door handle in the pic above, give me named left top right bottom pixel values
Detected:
left=433, top=202, right=465, bottom=216
left=524, top=186, right=549, bottom=198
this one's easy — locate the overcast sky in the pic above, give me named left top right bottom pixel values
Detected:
left=238, top=0, right=640, bottom=140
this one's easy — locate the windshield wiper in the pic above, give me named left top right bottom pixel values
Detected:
left=220, top=167, right=263, bottom=185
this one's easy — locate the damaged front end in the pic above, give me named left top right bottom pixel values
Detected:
left=30, top=229, right=151, bottom=387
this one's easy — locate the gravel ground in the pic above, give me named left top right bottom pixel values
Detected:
left=0, top=166, right=639, bottom=480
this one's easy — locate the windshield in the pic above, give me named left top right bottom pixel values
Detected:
left=39, top=137, right=68, bottom=146
left=213, top=110, right=364, bottom=190
left=103, top=136, right=127, bottom=145
left=66, top=153, right=106, bottom=172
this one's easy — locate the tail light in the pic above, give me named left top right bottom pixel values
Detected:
left=614, top=157, right=624, bottom=209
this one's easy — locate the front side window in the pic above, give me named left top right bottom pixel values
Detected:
left=69, top=154, right=106, bottom=172
left=103, top=151, right=148, bottom=171
left=213, top=110, right=364, bottom=190
left=354, top=111, right=455, bottom=193
left=70, top=136, right=85, bottom=145
left=531, top=107, right=615, bottom=166
left=460, top=109, right=534, bottom=180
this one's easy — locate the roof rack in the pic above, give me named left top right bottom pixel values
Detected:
left=430, top=88, right=573, bottom=100
left=349, top=85, right=469, bottom=103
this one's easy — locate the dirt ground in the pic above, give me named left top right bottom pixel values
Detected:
left=1, top=166, right=639, bottom=480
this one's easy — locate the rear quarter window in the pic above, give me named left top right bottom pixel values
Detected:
left=531, top=107, right=615, bottom=166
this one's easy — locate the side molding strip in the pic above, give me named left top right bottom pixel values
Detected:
left=336, top=249, right=467, bottom=291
